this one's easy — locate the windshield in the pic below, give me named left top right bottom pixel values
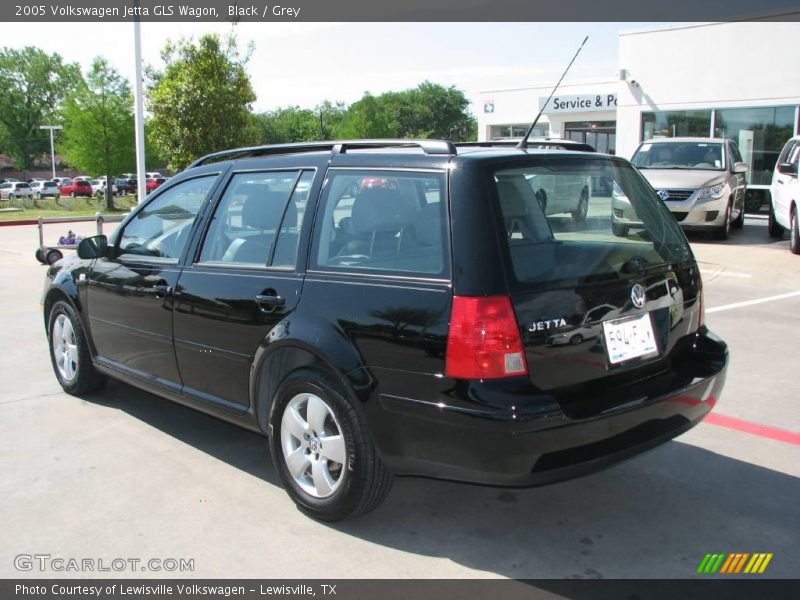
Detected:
left=631, top=141, right=725, bottom=170
left=493, top=156, right=691, bottom=286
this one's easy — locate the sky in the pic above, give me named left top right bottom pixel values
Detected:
left=0, top=22, right=668, bottom=113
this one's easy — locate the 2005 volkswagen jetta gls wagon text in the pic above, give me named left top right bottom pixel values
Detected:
left=42, top=139, right=728, bottom=521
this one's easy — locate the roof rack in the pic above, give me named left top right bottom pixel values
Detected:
left=188, top=139, right=457, bottom=168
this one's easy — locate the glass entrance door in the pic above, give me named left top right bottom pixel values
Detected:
left=565, top=121, right=616, bottom=154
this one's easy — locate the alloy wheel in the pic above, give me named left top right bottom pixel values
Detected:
left=280, top=392, right=348, bottom=498
left=52, top=314, right=78, bottom=382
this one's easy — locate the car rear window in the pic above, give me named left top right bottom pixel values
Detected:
left=493, top=156, right=691, bottom=285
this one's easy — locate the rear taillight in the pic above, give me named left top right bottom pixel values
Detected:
left=445, top=295, right=528, bottom=379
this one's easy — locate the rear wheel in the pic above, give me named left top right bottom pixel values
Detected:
left=35, top=248, right=46, bottom=264
left=47, top=301, right=107, bottom=395
left=768, top=201, right=784, bottom=238
left=70, top=192, right=76, bottom=198
left=713, top=202, right=731, bottom=240
left=790, top=209, right=800, bottom=255
left=270, top=368, right=392, bottom=521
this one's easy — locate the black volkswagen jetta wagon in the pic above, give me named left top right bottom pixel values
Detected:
left=43, top=140, right=728, bottom=521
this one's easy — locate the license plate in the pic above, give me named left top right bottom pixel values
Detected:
left=602, top=312, right=658, bottom=364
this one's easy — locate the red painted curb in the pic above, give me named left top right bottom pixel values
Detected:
left=704, top=413, right=800, bottom=446
left=0, top=219, right=39, bottom=226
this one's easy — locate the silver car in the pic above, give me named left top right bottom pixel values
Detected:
left=629, top=137, right=748, bottom=240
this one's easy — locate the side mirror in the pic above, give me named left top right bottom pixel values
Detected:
left=733, top=162, right=749, bottom=174
left=77, top=235, right=109, bottom=259
left=778, top=161, right=798, bottom=176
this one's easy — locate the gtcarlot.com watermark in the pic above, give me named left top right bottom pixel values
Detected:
left=14, top=553, right=194, bottom=573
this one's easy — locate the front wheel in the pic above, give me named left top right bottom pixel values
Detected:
left=47, top=301, right=107, bottom=395
left=769, top=201, right=785, bottom=239
left=732, top=204, right=745, bottom=229
left=714, top=202, right=731, bottom=240
left=70, top=192, right=76, bottom=198
left=269, top=368, right=392, bottom=521
left=790, top=209, right=800, bottom=255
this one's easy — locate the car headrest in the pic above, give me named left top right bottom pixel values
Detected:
left=351, top=188, right=419, bottom=234
left=496, top=180, right=528, bottom=220
left=414, top=202, right=442, bottom=247
left=239, top=185, right=298, bottom=230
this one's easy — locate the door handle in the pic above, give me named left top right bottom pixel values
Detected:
left=777, top=180, right=784, bottom=185
left=255, top=293, right=285, bottom=312
left=153, top=282, right=173, bottom=299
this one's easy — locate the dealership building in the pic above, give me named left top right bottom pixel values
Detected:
left=477, top=20, right=800, bottom=204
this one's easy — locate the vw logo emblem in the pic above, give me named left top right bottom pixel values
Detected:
left=631, top=284, right=646, bottom=309
left=657, top=189, right=670, bottom=201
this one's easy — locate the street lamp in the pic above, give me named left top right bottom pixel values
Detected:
left=39, top=125, right=62, bottom=180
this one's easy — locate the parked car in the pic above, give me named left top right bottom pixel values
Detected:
left=122, top=178, right=138, bottom=195
left=29, top=180, right=61, bottom=199
left=42, top=139, right=728, bottom=521
left=768, top=135, right=800, bottom=254
left=59, top=179, right=93, bottom=198
left=146, top=171, right=163, bottom=179
left=145, top=177, right=167, bottom=194
left=91, top=179, right=118, bottom=197
left=630, top=137, right=748, bottom=240
left=112, top=178, right=131, bottom=195
left=73, top=175, right=92, bottom=182
left=0, top=181, right=33, bottom=199
left=53, top=177, right=72, bottom=187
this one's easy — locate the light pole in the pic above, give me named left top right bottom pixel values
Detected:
left=132, top=0, right=147, bottom=204
left=39, top=125, right=62, bottom=180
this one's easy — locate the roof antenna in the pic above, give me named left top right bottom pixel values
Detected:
left=518, top=36, right=589, bottom=149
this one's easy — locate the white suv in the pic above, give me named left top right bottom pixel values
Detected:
left=769, top=135, right=800, bottom=254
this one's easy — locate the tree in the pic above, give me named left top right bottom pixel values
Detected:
left=335, top=82, right=477, bottom=141
left=146, top=33, right=256, bottom=170
left=60, top=58, right=135, bottom=210
left=0, top=47, right=81, bottom=169
left=252, top=101, right=348, bottom=144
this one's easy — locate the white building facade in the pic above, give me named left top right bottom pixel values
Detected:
left=477, top=20, right=800, bottom=199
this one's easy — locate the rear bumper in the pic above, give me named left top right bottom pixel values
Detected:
left=374, top=328, right=727, bottom=486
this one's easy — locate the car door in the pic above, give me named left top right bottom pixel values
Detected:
left=772, top=140, right=799, bottom=227
left=171, top=168, right=317, bottom=411
left=86, top=173, right=221, bottom=391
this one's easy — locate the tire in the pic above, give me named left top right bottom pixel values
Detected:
left=47, top=300, right=107, bottom=395
left=269, top=368, right=392, bottom=521
left=612, top=222, right=628, bottom=237
left=45, top=249, right=63, bottom=265
left=732, top=204, right=745, bottom=229
left=36, top=193, right=42, bottom=200
left=70, top=192, right=76, bottom=198
left=790, top=208, right=800, bottom=256
left=569, top=334, right=583, bottom=345
left=35, top=248, right=46, bottom=264
left=768, top=201, right=784, bottom=239
left=572, top=187, right=589, bottom=224
left=8, top=193, right=14, bottom=200
left=713, top=202, right=731, bottom=241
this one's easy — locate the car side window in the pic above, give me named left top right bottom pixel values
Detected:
left=198, top=170, right=308, bottom=268
left=118, top=176, right=216, bottom=262
left=312, top=170, right=447, bottom=277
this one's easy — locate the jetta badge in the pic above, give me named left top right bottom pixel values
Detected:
left=631, top=284, right=646, bottom=309
left=657, top=189, right=670, bottom=201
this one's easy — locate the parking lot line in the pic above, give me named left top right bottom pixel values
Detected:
left=704, top=413, right=800, bottom=446
left=706, top=290, right=800, bottom=314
